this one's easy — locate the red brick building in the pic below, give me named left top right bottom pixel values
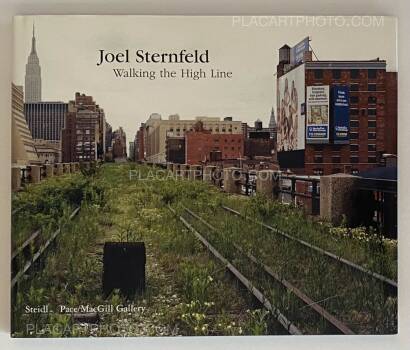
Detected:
left=276, top=43, right=397, bottom=175
left=185, top=127, right=244, bottom=165
left=61, top=93, right=106, bottom=162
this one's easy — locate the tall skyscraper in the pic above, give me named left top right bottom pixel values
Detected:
left=25, top=24, right=41, bottom=102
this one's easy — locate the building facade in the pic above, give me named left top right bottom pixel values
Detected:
left=24, top=102, right=68, bottom=141
left=11, top=84, right=39, bottom=166
left=61, top=93, right=105, bottom=162
left=276, top=40, right=397, bottom=175
left=185, top=121, right=244, bottom=165
left=112, top=127, right=127, bottom=159
left=25, top=24, right=41, bottom=103
left=144, top=114, right=243, bottom=164
left=134, top=123, right=145, bottom=161
left=34, top=140, right=61, bottom=164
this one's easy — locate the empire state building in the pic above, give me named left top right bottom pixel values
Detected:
left=25, top=24, right=41, bottom=102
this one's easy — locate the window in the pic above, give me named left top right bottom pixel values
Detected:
left=368, top=108, right=377, bottom=116
left=368, top=120, right=377, bottom=128
left=350, top=120, right=359, bottom=128
left=332, top=156, right=341, bottom=163
left=368, top=144, right=376, bottom=152
left=350, top=69, right=359, bottom=79
left=350, top=96, right=359, bottom=104
left=313, top=168, right=324, bottom=176
left=350, top=132, right=358, bottom=139
left=368, top=69, right=377, bottom=79
left=351, top=156, right=359, bottom=163
left=350, top=84, right=359, bottom=92
left=314, top=70, right=323, bottom=79
left=351, top=168, right=359, bottom=175
left=332, top=70, right=341, bottom=79
left=368, top=84, right=377, bottom=91
left=314, top=155, right=323, bottom=163
left=332, top=168, right=341, bottom=174
left=368, top=156, right=377, bottom=163
left=350, top=108, right=359, bottom=116
left=350, top=144, right=359, bottom=151
left=368, top=132, right=376, bottom=139
left=368, top=96, right=377, bottom=104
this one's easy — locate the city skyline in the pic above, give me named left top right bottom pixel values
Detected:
left=13, top=16, right=397, bottom=145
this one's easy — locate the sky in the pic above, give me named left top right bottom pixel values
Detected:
left=13, top=16, right=397, bottom=147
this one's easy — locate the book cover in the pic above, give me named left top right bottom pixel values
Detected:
left=11, top=15, right=397, bottom=337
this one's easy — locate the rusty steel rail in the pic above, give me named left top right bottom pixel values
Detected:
left=168, top=205, right=302, bottom=335
left=11, top=207, right=81, bottom=289
left=183, top=206, right=354, bottom=335
left=221, top=205, right=397, bottom=291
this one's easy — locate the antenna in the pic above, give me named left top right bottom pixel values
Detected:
left=309, top=43, right=319, bottom=61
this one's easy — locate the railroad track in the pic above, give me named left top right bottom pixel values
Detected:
left=221, top=205, right=397, bottom=293
left=11, top=206, right=81, bottom=289
left=176, top=205, right=356, bottom=335
left=168, top=204, right=302, bottom=335
left=182, top=205, right=355, bottom=334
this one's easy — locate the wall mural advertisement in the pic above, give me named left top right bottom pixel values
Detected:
left=277, top=64, right=306, bottom=152
left=306, top=85, right=329, bottom=143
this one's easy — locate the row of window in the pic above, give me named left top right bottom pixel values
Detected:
left=350, top=144, right=377, bottom=151
left=313, top=144, right=376, bottom=153
left=349, top=84, right=378, bottom=92
left=350, top=132, right=376, bottom=139
left=350, top=107, right=377, bottom=116
left=350, top=96, right=379, bottom=105
left=313, top=69, right=378, bottom=80
left=223, top=146, right=242, bottom=151
left=168, top=127, right=238, bottom=132
left=214, top=138, right=242, bottom=143
left=314, top=156, right=377, bottom=164
left=350, top=120, right=377, bottom=128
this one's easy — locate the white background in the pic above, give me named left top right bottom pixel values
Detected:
left=0, top=1, right=409, bottom=349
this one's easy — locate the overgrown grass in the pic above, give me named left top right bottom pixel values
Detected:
left=11, top=164, right=397, bottom=336
left=12, top=164, right=263, bottom=337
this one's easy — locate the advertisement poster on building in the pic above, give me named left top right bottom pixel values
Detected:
left=290, top=36, right=310, bottom=66
left=332, top=85, right=350, bottom=144
left=306, top=85, right=329, bottom=143
left=277, top=64, right=305, bottom=152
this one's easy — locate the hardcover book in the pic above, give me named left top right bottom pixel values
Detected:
left=11, top=15, right=398, bottom=337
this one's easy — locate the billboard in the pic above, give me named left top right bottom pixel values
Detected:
left=277, top=64, right=306, bottom=152
left=332, top=85, right=350, bottom=144
left=290, top=37, right=310, bottom=66
left=306, top=85, right=329, bottom=143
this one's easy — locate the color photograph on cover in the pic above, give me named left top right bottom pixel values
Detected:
left=11, top=15, right=397, bottom=337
